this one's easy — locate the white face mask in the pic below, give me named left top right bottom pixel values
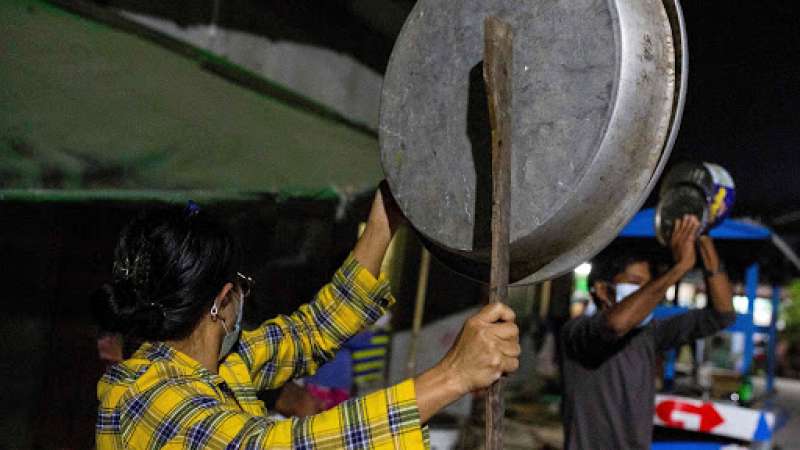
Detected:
left=614, top=283, right=640, bottom=302
left=584, top=299, right=598, bottom=317
left=215, top=292, right=243, bottom=360
left=614, top=283, right=653, bottom=327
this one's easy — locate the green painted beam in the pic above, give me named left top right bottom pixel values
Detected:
left=0, top=189, right=264, bottom=203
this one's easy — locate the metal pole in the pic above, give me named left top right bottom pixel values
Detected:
left=767, top=284, right=780, bottom=395
left=742, top=263, right=759, bottom=375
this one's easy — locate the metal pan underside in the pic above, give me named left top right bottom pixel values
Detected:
left=380, top=0, right=688, bottom=284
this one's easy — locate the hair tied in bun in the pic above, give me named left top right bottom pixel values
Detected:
left=92, top=205, right=240, bottom=341
left=147, top=301, right=167, bottom=318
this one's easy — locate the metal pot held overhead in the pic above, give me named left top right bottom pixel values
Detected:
left=380, top=0, right=689, bottom=284
left=655, top=162, right=736, bottom=245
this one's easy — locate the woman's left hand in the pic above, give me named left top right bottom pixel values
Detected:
left=374, top=180, right=406, bottom=236
left=353, top=181, right=407, bottom=277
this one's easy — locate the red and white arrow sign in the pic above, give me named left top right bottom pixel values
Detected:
left=654, top=394, right=775, bottom=442
left=656, top=399, right=724, bottom=432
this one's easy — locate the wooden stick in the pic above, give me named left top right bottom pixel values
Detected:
left=539, top=280, right=552, bottom=319
left=405, top=247, right=432, bottom=378
left=483, top=15, right=514, bottom=450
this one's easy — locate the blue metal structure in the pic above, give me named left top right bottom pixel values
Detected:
left=652, top=444, right=731, bottom=450
left=620, top=208, right=770, bottom=240
left=767, top=286, right=780, bottom=394
left=743, top=263, right=759, bottom=376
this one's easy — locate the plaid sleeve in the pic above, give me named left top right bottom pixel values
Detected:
left=103, top=378, right=428, bottom=449
left=244, top=379, right=427, bottom=449
left=238, top=253, right=395, bottom=391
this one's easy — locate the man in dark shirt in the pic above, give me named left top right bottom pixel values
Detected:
left=560, top=215, right=736, bottom=450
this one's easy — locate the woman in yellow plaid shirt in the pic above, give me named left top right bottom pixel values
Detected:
left=94, top=186, right=520, bottom=449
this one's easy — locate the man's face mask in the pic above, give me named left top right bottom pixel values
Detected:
left=614, top=283, right=653, bottom=327
left=584, top=299, right=598, bottom=317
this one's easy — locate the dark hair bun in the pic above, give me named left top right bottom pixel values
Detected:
left=92, top=279, right=174, bottom=338
left=91, top=205, right=241, bottom=342
left=91, top=282, right=138, bottom=334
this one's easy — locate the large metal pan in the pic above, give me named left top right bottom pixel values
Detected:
left=380, top=0, right=688, bottom=284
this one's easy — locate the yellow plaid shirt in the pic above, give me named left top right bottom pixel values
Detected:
left=96, top=255, right=429, bottom=449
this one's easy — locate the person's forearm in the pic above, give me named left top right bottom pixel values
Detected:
left=413, top=363, right=465, bottom=423
left=353, top=189, right=399, bottom=278
left=606, top=264, right=689, bottom=335
left=699, top=238, right=734, bottom=315
left=352, top=218, right=392, bottom=278
left=706, top=272, right=734, bottom=314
